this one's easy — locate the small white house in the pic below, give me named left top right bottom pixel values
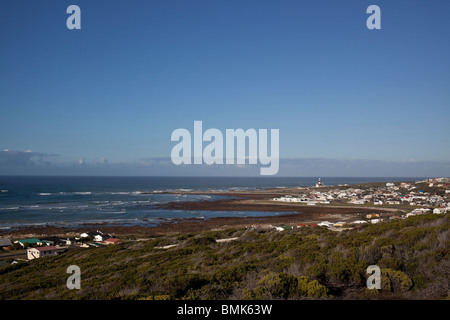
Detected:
left=433, top=208, right=447, bottom=214
left=318, top=221, right=334, bottom=227
left=94, top=234, right=105, bottom=242
left=370, top=219, right=380, bottom=224
left=27, top=246, right=59, bottom=260
left=80, top=231, right=111, bottom=242
left=352, top=220, right=368, bottom=224
left=337, top=192, right=348, bottom=199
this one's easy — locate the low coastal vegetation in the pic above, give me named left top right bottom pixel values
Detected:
left=0, top=213, right=448, bottom=300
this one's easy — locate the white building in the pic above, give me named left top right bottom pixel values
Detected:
left=272, top=195, right=311, bottom=203
left=337, top=192, right=348, bottom=199
left=318, top=221, right=334, bottom=227
left=27, top=246, right=59, bottom=260
left=94, top=234, right=108, bottom=242
left=352, top=220, right=368, bottom=224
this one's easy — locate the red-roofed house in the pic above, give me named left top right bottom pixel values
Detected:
left=27, top=246, right=59, bottom=260
left=104, top=238, right=122, bottom=245
left=297, top=223, right=319, bottom=228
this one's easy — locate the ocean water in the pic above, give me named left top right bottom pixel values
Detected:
left=0, top=176, right=425, bottom=230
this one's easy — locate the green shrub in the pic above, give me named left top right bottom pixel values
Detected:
left=381, top=268, right=413, bottom=293
left=247, top=272, right=329, bottom=299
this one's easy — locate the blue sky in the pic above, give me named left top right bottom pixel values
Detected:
left=0, top=0, right=449, bottom=176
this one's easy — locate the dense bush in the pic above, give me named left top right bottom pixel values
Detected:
left=240, top=272, right=329, bottom=299
left=0, top=213, right=448, bottom=300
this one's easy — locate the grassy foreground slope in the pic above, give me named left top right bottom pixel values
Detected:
left=0, top=213, right=448, bottom=300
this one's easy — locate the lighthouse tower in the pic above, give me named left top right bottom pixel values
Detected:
left=316, top=178, right=323, bottom=187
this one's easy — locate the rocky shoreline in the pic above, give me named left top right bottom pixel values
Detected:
left=0, top=188, right=397, bottom=239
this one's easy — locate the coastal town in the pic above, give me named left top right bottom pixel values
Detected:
left=0, top=178, right=449, bottom=302
left=274, top=178, right=450, bottom=208
left=271, top=177, right=450, bottom=228
left=0, top=177, right=449, bottom=266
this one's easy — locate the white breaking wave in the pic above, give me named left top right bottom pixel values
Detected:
left=102, top=211, right=127, bottom=215
left=55, top=191, right=93, bottom=196
left=22, top=205, right=40, bottom=209
left=108, top=190, right=149, bottom=195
